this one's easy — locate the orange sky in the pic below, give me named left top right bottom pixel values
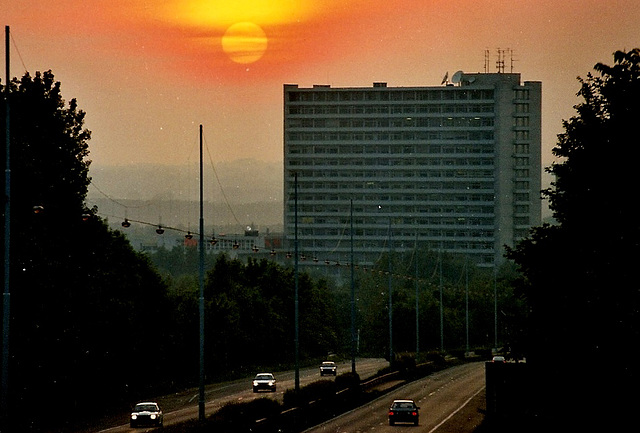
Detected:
left=4, top=0, right=640, bottom=185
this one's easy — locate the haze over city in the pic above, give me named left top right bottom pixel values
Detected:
left=5, top=0, right=639, bottom=230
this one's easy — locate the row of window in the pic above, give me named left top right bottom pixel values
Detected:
left=288, top=143, right=494, bottom=155
left=288, top=206, right=493, bottom=219
left=300, top=227, right=496, bottom=239
left=288, top=158, right=496, bottom=170
left=287, top=103, right=496, bottom=115
left=296, top=180, right=494, bottom=192
left=289, top=205, right=495, bottom=215
left=288, top=143, right=530, bottom=157
left=294, top=170, right=496, bottom=181
left=287, top=116, right=496, bottom=129
left=299, top=218, right=495, bottom=229
left=289, top=193, right=496, bottom=210
left=287, top=130, right=495, bottom=142
left=287, top=88, right=496, bottom=103
left=301, top=238, right=495, bottom=251
left=289, top=156, right=496, bottom=165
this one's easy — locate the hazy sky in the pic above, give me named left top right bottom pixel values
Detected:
left=5, top=1, right=639, bottom=171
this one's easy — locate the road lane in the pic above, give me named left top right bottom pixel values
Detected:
left=95, top=358, right=388, bottom=433
left=303, top=362, right=485, bottom=433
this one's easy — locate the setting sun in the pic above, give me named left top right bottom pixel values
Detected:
left=222, top=22, right=268, bottom=64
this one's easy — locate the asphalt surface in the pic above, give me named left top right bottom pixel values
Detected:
left=303, top=362, right=486, bottom=433
left=83, top=358, right=389, bottom=433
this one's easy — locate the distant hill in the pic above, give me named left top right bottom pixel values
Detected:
left=86, top=159, right=284, bottom=234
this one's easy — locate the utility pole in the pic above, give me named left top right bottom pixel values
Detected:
left=350, top=199, right=356, bottom=374
left=294, top=172, right=299, bottom=392
left=387, top=218, right=393, bottom=362
left=2, top=25, right=11, bottom=425
left=198, top=125, right=205, bottom=421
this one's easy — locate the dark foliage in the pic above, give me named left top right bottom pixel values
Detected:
left=506, top=49, right=640, bottom=428
left=1, top=71, right=174, bottom=430
left=356, top=249, right=522, bottom=357
left=203, top=255, right=340, bottom=377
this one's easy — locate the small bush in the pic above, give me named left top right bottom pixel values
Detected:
left=211, top=398, right=282, bottom=430
left=391, top=353, right=416, bottom=375
left=335, top=371, right=360, bottom=391
left=283, top=379, right=336, bottom=407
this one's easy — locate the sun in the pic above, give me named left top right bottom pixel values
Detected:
left=221, top=22, right=268, bottom=64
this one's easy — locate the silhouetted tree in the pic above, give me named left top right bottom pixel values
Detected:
left=1, top=71, right=172, bottom=430
left=506, top=49, right=640, bottom=428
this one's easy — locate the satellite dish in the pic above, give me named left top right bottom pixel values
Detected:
left=451, top=70, right=464, bottom=84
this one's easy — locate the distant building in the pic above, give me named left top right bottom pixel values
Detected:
left=283, top=72, right=541, bottom=267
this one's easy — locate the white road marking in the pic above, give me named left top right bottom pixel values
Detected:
left=428, top=386, right=485, bottom=433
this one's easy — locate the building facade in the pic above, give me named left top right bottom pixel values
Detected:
left=283, top=72, right=541, bottom=267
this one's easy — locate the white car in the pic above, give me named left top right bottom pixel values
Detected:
left=252, top=373, right=277, bottom=392
left=130, top=402, right=163, bottom=428
left=319, top=361, right=337, bottom=376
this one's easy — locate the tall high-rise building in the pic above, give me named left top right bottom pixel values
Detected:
left=283, top=72, right=541, bottom=267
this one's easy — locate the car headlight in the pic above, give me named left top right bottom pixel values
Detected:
left=131, top=414, right=137, bottom=420
left=253, top=381, right=258, bottom=386
left=269, top=381, right=275, bottom=386
left=150, top=414, right=157, bottom=420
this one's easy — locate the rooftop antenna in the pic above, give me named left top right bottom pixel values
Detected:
left=509, top=48, right=517, bottom=72
left=451, top=70, right=463, bottom=86
left=440, top=71, right=449, bottom=85
left=484, top=49, right=490, bottom=73
left=496, top=48, right=505, bottom=73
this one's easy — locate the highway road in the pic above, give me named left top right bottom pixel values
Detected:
left=304, top=362, right=486, bottom=433
left=94, top=358, right=389, bottom=433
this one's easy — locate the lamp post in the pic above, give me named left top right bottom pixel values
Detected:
left=465, top=255, right=469, bottom=355
left=414, top=232, right=419, bottom=363
left=198, top=125, right=205, bottom=421
left=293, top=172, right=299, bottom=393
left=439, top=246, right=444, bottom=352
left=387, top=218, right=393, bottom=363
left=494, top=267, right=498, bottom=350
left=350, top=199, right=356, bottom=374
left=2, top=25, right=11, bottom=424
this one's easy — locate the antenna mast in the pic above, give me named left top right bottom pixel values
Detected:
left=484, top=49, right=490, bottom=73
left=496, top=48, right=505, bottom=73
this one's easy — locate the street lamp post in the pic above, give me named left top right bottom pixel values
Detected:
left=2, top=25, right=11, bottom=424
left=414, top=232, right=419, bottom=363
left=387, top=218, right=393, bottom=363
left=293, top=172, right=299, bottom=393
left=439, top=246, right=444, bottom=352
left=198, top=125, right=205, bottom=421
left=350, top=199, right=356, bottom=374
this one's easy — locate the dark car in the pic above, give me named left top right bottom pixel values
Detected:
left=252, top=373, right=277, bottom=392
left=388, top=399, right=419, bottom=426
left=319, top=361, right=337, bottom=376
left=130, top=402, right=163, bottom=428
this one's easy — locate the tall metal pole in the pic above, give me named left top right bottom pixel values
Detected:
left=198, top=125, right=205, bottom=421
left=414, top=232, right=419, bottom=363
left=294, top=172, right=299, bottom=392
left=494, top=267, right=498, bottom=349
left=350, top=199, right=356, bottom=374
left=387, top=218, right=393, bottom=363
left=439, top=248, right=444, bottom=352
left=465, top=256, right=469, bottom=355
left=2, top=25, right=11, bottom=424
